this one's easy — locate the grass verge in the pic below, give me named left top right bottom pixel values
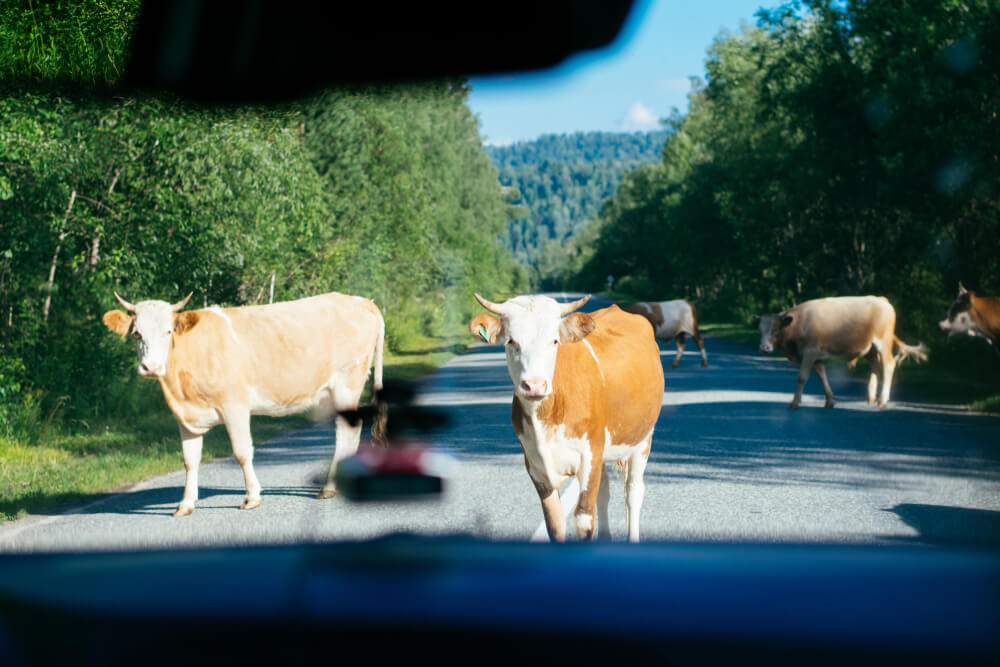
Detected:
left=0, top=333, right=465, bottom=524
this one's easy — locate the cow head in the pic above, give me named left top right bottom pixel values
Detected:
left=102, top=292, right=195, bottom=377
left=939, top=283, right=976, bottom=337
left=755, top=312, right=793, bottom=354
left=470, top=293, right=595, bottom=401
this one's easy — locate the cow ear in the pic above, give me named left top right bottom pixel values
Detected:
left=102, top=310, right=133, bottom=336
left=752, top=314, right=761, bottom=322
left=779, top=314, right=794, bottom=328
left=469, top=314, right=502, bottom=344
left=174, top=311, right=200, bottom=335
left=958, top=282, right=967, bottom=295
left=559, top=312, right=596, bottom=343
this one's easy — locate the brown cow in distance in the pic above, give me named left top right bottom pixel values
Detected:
left=939, top=283, right=1000, bottom=351
left=757, top=296, right=927, bottom=409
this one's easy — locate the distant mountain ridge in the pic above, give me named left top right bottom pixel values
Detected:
left=484, top=130, right=669, bottom=281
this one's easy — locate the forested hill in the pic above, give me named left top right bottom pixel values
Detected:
left=484, top=130, right=668, bottom=284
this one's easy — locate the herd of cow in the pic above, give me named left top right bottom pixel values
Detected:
left=102, top=284, right=999, bottom=541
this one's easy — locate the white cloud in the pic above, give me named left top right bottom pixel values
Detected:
left=620, top=102, right=661, bottom=132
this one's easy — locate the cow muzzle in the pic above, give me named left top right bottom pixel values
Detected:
left=518, top=378, right=549, bottom=399
left=938, top=319, right=952, bottom=333
left=139, top=362, right=165, bottom=378
left=760, top=343, right=773, bottom=354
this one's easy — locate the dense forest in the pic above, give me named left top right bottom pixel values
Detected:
left=485, top=130, right=667, bottom=284
left=566, top=0, right=999, bottom=344
left=0, top=1, right=526, bottom=433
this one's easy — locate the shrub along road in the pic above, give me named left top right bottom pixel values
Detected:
left=2, top=295, right=998, bottom=552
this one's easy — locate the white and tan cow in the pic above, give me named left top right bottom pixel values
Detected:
left=103, top=291, right=385, bottom=516
left=939, top=283, right=1000, bottom=351
left=622, top=299, right=708, bottom=369
left=756, top=295, right=927, bottom=409
left=470, top=293, right=664, bottom=542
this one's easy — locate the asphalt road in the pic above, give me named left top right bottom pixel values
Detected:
left=2, top=293, right=999, bottom=553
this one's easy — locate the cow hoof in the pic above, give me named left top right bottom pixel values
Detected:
left=877, top=401, right=887, bottom=408
left=788, top=403, right=799, bottom=411
left=824, top=401, right=835, bottom=409
left=701, top=362, right=708, bottom=368
left=240, top=498, right=262, bottom=510
left=317, top=488, right=337, bottom=499
left=669, top=363, right=679, bottom=370
left=173, top=505, right=194, bottom=517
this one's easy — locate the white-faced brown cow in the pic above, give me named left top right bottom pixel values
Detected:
left=756, top=295, right=927, bottom=410
left=470, top=293, right=664, bottom=542
left=103, top=291, right=384, bottom=516
left=939, top=283, right=1000, bottom=351
left=622, top=299, right=708, bottom=369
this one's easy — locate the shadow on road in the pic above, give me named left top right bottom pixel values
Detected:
left=886, top=503, right=1000, bottom=548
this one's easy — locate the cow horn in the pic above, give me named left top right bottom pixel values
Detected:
left=171, top=292, right=193, bottom=312
left=113, top=291, right=136, bottom=312
left=559, top=294, right=590, bottom=315
left=474, top=293, right=504, bottom=315
left=958, top=281, right=967, bottom=294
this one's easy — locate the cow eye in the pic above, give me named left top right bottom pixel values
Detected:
left=131, top=331, right=141, bottom=340
left=505, top=339, right=518, bottom=349
left=552, top=339, right=559, bottom=346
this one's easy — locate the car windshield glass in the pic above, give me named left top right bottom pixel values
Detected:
left=0, top=0, right=998, bottom=557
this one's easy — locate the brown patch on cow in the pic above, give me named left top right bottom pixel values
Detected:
left=102, top=310, right=133, bottom=336
left=526, top=305, right=663, bottom=446
left=558, top=312, right=596, bottom=343
left=173, top=310, right=200, bottom=335
left=623, top=302, right=663, bottom=329
left=469, top=313, right=503, bottom=344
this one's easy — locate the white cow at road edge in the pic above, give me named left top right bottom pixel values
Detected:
left=103, top=291, right=385, bottom=515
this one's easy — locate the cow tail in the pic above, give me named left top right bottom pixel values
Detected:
left=893, top=336, right=929, bottom=365
left=371, top=307, right=388, bottom=446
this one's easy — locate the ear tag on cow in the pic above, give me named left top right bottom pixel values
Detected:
left=478, top=324, right=490, bottom=343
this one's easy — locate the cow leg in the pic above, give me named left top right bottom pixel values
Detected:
left=319, top=413, right=362, bottom=498
left=624, top=437, right=651, bottom=543
left=670, top=333, right=687, bottom=369
left=537, top=485, right=567, bottom=542
left=865, top=348, right=881, bottom=405
left=878, top=355, right=896, bottom=408
left=596, top=466, right=611, bottom=541
left=224, top=411, right=262, bottom=510
left=574, top=456, right=604, bottom=541
left=320, top=379, right=366, bottom=498
left=693, top=331, right=708, bottom=367
left=790, top=351, right=820, bottom=409
left=814, top=360, right=835, bottom=408
left=174, top=427, right=203, bottom=517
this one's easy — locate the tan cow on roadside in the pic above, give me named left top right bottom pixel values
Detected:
left=470, top=293, right=663, bottom=542
left=756, top=296, right=927, bottom=409
left=102, top=291, right=384, bottom=516
left=939, top=283, right=1000, bottom=351
left=622, top=299, right=708, bottom=369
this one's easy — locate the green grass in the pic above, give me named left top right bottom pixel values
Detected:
left=0, top=335, right=465, bottom=524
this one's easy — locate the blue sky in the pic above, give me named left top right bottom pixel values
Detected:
left=466, top=0, right=774, bottom=146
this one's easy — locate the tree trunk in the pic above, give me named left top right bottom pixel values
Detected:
left=42, top=189, right=76, bottom=327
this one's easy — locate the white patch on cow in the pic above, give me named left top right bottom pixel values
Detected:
left=581, top=339, right=603, bottom=384
left=501, top=296, right=565, bottom=399
left=655, top=300, right=695, bottom=339
left=518, top=403, right=591, bottom=493
left=207, top=306, right=241, bottom=344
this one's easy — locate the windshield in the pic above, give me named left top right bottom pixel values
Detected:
left=1, top=0, right=998, bottom=557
